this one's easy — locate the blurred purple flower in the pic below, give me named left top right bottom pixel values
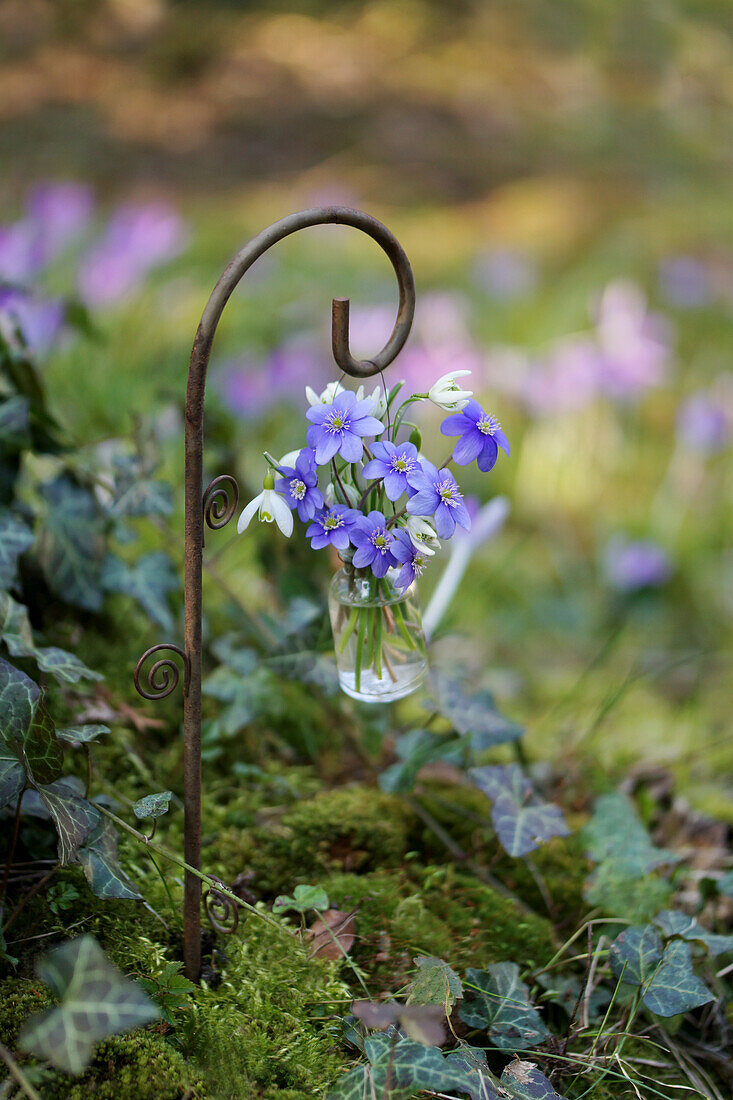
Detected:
left=676, top=392, right=730, bottom=454
left=659, top=256, right=712, bottom=309
left=0, top=221, right=38, bottom=284
left=602, top=537, right=672, bottom=592
left=220, top=342, right=325, bottom=418
left=27, top=182, right=94, bottom=266
left=473, top=248, right=537, bottom=300
left=595, top=281, right=670, bottom=400
left=78, top=202, right=186, bottom=306
left=0, top=289, right=64, bottom=356
left=523, top=338, right=602, bottom=416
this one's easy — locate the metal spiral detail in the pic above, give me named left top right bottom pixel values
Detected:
left=133, top=644, right=189, bottom=701
left=203, top=876, right=240, bottom=935
left=203, top=474, right=240, bottom=532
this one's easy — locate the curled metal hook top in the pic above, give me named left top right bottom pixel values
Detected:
left=192, top=207, right=416, bottom=388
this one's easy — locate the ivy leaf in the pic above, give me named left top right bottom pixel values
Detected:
left=108, top=478, right=173, bottom=520
left=202, top=664, right=278, bottom=735
left=100, top=552, right=178, bottom=631
left=443, top=1047, right=500, bottom=1100
left=653, top=910, right=733, bottom=958
left=379, top=728, right=468, bottom=794
left=77, top=818, right=141, bottom=900
left=0, top=739, right=25, bottom=808
left=582, top=793, right=679, bottom=879
left=470, top=765, right=570, bottom=857
left=0, top=655, right=40, bottom=743
left=36, top=779, right=100, bottom=863
left=19, top=935, right=159, bottom=1074
left=408, top=955, right=464, bottom=1013
left=0, top=508, right=34, bottom=589
left=38, top=474, right=106, bottom=612
left=132, top=790, right=172, bottom=820
left=57, top=724, right=110, bottom=745
left=427, top=672, right=523, bottom=748
left=459, top=963, right=549, bottom=1051
left=0, top=593, right=102, bottom=684
left=273, top=884, right=329, bottom=914
left=24, top=696, right=64, bottom=785
left=0, top=395, right=31, bottom=450
left=502, top=1060, right=568, bottom=1099
left=609, top=926, right=714, bottom=1017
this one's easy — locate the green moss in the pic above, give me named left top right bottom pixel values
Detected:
left=239, top=785, right=413, bottom=895
left=180, top=920, right=351, bottom=1098
left=322, top=865, right=556, bottom=990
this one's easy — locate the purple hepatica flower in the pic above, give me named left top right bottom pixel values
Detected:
left=306, top=505, right=360, bottom=550
left=350, top=511, right=398, bottom=578
left=677, top=392, right=730, bottom=454
left=595, top=281, right=670, bottom=401
left=0, top=289, right=64, bottom=356
left=362, top=440, right=419, bottom=501
left=275, top=448, right=324, bottom=521
left=26, top=182, right=94, bottom=266
left=440, top=399, right=510, bottom=471
left=602, top=537, right=672, bottom=592
left=391, top=528, right=430, bottom=591
left=406, top=460, right=471, bottom=539
left=78, top=202, right=186, bottom=307
left=306, top=389, right=384, bottom=465
left=523, top=338, right=602, bottom=417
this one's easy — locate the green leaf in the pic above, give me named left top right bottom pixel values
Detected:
left=0, top=592, right=102, bottom=684
left=653, top=909, right=733, bottom=957
left=77, top=818, right=141, bottom=900
left=36, top=779, right=100, bottom=863
left=0, top=395, right=31, bottom=450
left=0, top=739, right=25, bottom=808
left=459, top=963, right=549, bottom=1051
left=202, top=663, right=278, bottom=736
left=272, top=884, right=329, bottom=914
left=0, top=655, right=40, bottom=743
left=100, top=552, right=178, bottom=631
left=582, top=793, right=679, bottom=878
left=443, top=1047, right=500, bottom=1100
left=379, top=728, right=468, bottom=794
left=24, top=696, right=64, bottom=785
left=38, top=475, right=106, bottom=612
left=57, top=724, right=110, bottom=745
left=427, top=672, right=524, bottom=747
left=609, top=925, right=714, bottom=1017
left=19, top=935, right=159, bottom=1074
left=501, top=1060, right=568, bottom=1099
left=1, top=923, right=19, bottom=967
left=0, top=508, right=34, bottom=589
left=408, top=955, right=464, bottom=1013
left=470, top=765, right=570, bottom=857
left=132, top=790, right=172, bottom=820
left=718, top=871, right=733, bottom=898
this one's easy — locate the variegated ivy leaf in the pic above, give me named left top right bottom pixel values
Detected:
left=38, top=474, right=106, bottom=613
left=100, top=551, right=178, bottom=632
left=24, top=696, right=64, bottom=785
left=0, top=655, right=40, bottom=743
left=407, top=955, right=464, bottom=1013
left=19, top=935, right=159, bottom=1074
left=0, top=508, right=34, bottom=589
left=328, top=1033, right=495, bottom=1100
left=133, top=790, right=172, bottom=820
left=37, top=779, right=101, bottom=864
left=459, top=963, right=549, bottom=1051
left=582, top=793, right=680, bottom=880
left=0, top=739, right=25, bottom=808
left=469, top=764, right=570, bottom=857
left=501, top=1060, right=568, bottom=1099
left=653, top=909, right=733, bottom=958
left=609, top=925, right=714, bottom=1017
left=77, top=818, right=141, bottom=900
left=443, top=1047, right=500, bottom=1100
left=427, top=671, right=523, bottom=748
left=0, top=593, right=102, bottom=684
left=57, top=724, right=110, bottom=745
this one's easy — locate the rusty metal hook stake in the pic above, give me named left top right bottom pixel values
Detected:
left=134, top=207, right=415, bottom=979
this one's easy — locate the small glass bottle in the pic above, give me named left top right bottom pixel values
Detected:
left=328, top=565, right=428, bottom=704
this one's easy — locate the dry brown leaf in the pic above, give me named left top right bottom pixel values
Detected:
left=307, top=907, right=357, bottom=959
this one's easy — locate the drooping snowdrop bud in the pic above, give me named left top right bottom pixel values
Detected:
left=428, top=370, right=473, bottom=411
left=237, top=470, right=293, bottom=536
left=403, top=515, right=440, bottom=556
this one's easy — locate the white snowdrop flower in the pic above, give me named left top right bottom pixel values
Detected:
left=305, top=381, right=346, bottom=406
left=404, top=515, right=440, bottom=556
left=428, top=370, right=473, bottom=411
left=278, top=449, right=302, bottom=468
left=237, top=471, right=293, bottom=537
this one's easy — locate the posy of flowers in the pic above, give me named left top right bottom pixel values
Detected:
left=237, top=369, right=509, bottom=591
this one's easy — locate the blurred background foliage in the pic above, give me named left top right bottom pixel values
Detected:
left=0, top=0, right=731, bottom=816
